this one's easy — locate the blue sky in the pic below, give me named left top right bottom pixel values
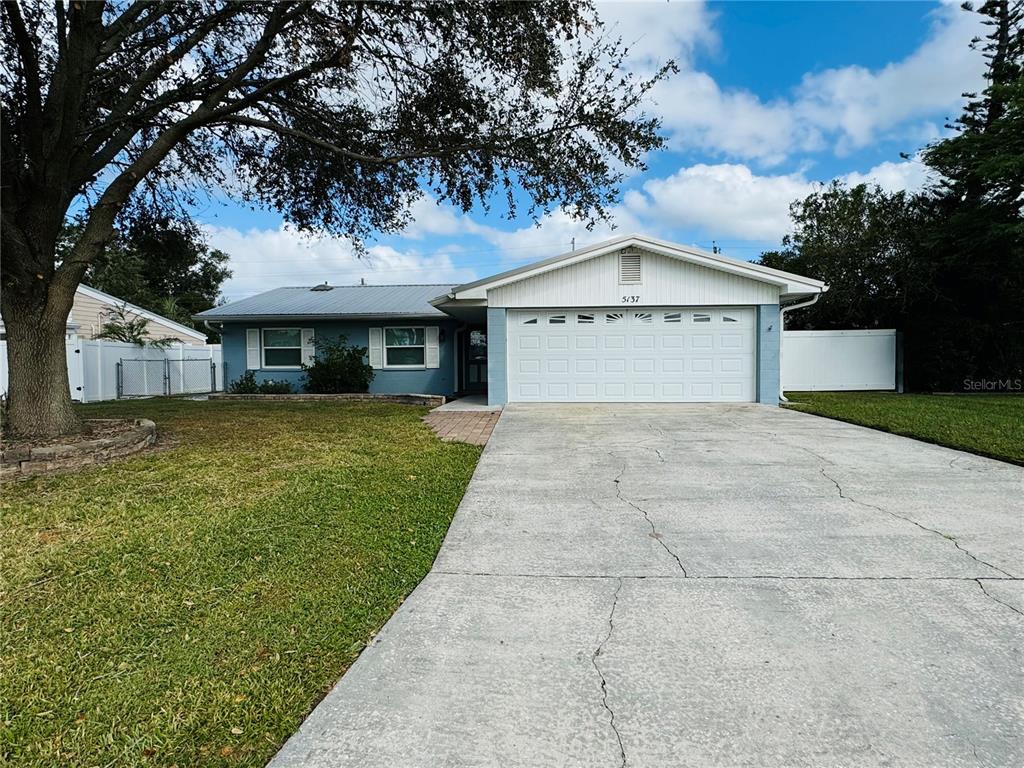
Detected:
left=203, top=1, right=986, bottom=300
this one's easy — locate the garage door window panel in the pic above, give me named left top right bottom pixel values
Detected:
left=385, top=327, right=426, bottom=367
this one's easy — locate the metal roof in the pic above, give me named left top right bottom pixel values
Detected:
left=194, top=284, right=457, bottom=321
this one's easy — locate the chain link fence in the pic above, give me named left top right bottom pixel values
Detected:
left=117, top=358, right=216, bottom=398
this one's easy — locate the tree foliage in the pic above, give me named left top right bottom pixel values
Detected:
left=762, top=0, right=1023, bottom=391
left=759, top=183, right=928, bottom=331
left=61, top=208, right=231, bottom=331
left=0, top=0, right=674, bottom=436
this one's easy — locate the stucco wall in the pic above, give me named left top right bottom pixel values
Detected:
left=757, top=304, right=781, bottom=404
left=221, top=319, right=459, bottom=395
left=486, top=308, right=508, bottom=406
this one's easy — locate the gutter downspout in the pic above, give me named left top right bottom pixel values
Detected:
left=778, top=294, right=821, bottom=403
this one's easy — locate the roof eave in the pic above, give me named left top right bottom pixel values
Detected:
left=446, top=233, right=825, bottom=299
left=191, top=312, right=451, bottom=322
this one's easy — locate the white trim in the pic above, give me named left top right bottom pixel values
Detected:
left=246, top=328, right=260, bottom=369
left=439, top=234, right=827, bottom=303
left=261, top=327, right=304, bottom=369
left=383, top=325, right=427, bottom=370
left=368, top=327, right=383, bottom=368
left=77, top=284, right=207, bottom=340
left=425, top=326, right=440, bottom=369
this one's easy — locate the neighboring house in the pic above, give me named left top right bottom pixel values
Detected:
left=196, top=234, right=827, bottom=405
left=72, top=284, right=208, bottom=345
left=0, top=284, right=208, bottom=346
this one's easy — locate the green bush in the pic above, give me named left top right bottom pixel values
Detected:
left=227, top=370, right=259, bottom=394
left=302, top=335, right=374, bottom=393
left=227, top=371, right=294, bottom=394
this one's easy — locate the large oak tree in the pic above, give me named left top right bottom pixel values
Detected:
left=2, top=0, right=673, bottom=436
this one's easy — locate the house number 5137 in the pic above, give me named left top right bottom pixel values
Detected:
left=621, top=295, right=640, bottom=303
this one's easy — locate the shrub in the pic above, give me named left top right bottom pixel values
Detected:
left=227, top=371, right=259, bottom=394
left=227, top=371, right=294, bottom=394
left=302, top=335, right=374, bottom=393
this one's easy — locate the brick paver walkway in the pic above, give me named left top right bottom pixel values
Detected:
left=422, top=410, right=500, bottom=446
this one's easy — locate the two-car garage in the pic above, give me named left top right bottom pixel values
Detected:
left=433, top=234, right=827, bottom=406
left=506, top=307, right=756, bottom=403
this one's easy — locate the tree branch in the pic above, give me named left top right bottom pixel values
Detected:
left=3, top=0, right=43, bottom=138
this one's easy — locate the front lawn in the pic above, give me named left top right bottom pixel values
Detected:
left=784, top=392, right=1024, bottom=464
left=1, top=399, right=480, bottom=766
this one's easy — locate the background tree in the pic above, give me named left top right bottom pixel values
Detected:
left=60, top=207, right=232, bottom=337
left=762, top=0, right=1022, bottom=390
left=915, top=0, right=1024, bottom=389
left=1, top=1, right=675, bottom=436
left=759, top=183, right=928, bottom=332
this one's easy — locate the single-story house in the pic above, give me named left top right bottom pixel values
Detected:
left=0, top=284, right=208, bottom=345
left=195, top=234, right=827, bottom=405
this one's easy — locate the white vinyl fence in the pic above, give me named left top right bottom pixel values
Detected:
left=783, top=330, right=898, bottom=392
left=1, top=336, right=223, bottom=402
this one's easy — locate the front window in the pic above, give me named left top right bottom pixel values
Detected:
left=385, top=327, right=425, bottom=367
left=263, top=328, right=302, bottom=367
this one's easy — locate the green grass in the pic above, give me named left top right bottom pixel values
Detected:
left=1, top=399, right=481, bottom=766
left=784, top=392, right=1024, bottom=465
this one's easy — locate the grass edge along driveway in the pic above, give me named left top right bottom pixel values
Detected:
left=784, top=391, right=1023, bottom=465
left=1, top=399, right=481, bottom=767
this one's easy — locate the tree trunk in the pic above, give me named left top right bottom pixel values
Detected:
left=2, top=292, right=83, bottom=439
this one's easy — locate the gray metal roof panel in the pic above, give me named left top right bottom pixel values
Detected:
left=195, top=284, right=457, bottom=320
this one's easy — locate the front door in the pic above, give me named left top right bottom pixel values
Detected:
left=461, top=327, right=488, bottom=394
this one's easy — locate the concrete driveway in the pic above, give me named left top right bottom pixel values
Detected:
left=271, top=404, right=1023, bottom=767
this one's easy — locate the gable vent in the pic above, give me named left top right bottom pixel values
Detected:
left=619, top=250, right=642, bottom=284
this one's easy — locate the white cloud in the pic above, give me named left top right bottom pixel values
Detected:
left=628, top=163, right=813, bottom=240
left=206, top=225, right=478, bottom=299
left=596, top=0, right=719, bottom=68
left=842, top=157, right=933, bottom=193
left=651, top=71, right=819, bottom=165
left=623, top=157, right=932, bottom=242
left=635, top=1, right=985, bottom=163
left=793, top=2, right=985, bottom=154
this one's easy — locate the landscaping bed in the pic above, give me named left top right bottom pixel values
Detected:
left=211, top=392, right=445, bottom=407
left=1, top=418, right=156, bottom=479
left=0, top=398, right=480, bottom=767
left=784, top=392, right=1024, bottom=465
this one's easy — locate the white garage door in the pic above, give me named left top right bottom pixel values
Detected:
left=507, top=307, right=756, bottom=402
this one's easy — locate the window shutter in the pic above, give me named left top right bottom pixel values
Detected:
left=425, top=326, right=440, bottom=369
left=246, top=329, right=260, bottom=369
left=368, top=327, right=383, bottom=368
left=301, top=329, right=316, bottom=365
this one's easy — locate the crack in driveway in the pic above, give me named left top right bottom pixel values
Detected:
left=975, top=579, right=1024, bottom=617
left=612, top=459, right=687, bottom=576
left=591, top=577, right=626, bottom=768
left=819, top=468, right=1016, bottom=578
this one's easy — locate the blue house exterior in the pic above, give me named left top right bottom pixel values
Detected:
left=196, top=235, right=826, bottom=405
left=218, top=318, right=461, bottom=395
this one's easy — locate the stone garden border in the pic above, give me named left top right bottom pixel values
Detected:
left=210, top=393, right=446, bottom=407
left=1, top=419, right=157, bottom=480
